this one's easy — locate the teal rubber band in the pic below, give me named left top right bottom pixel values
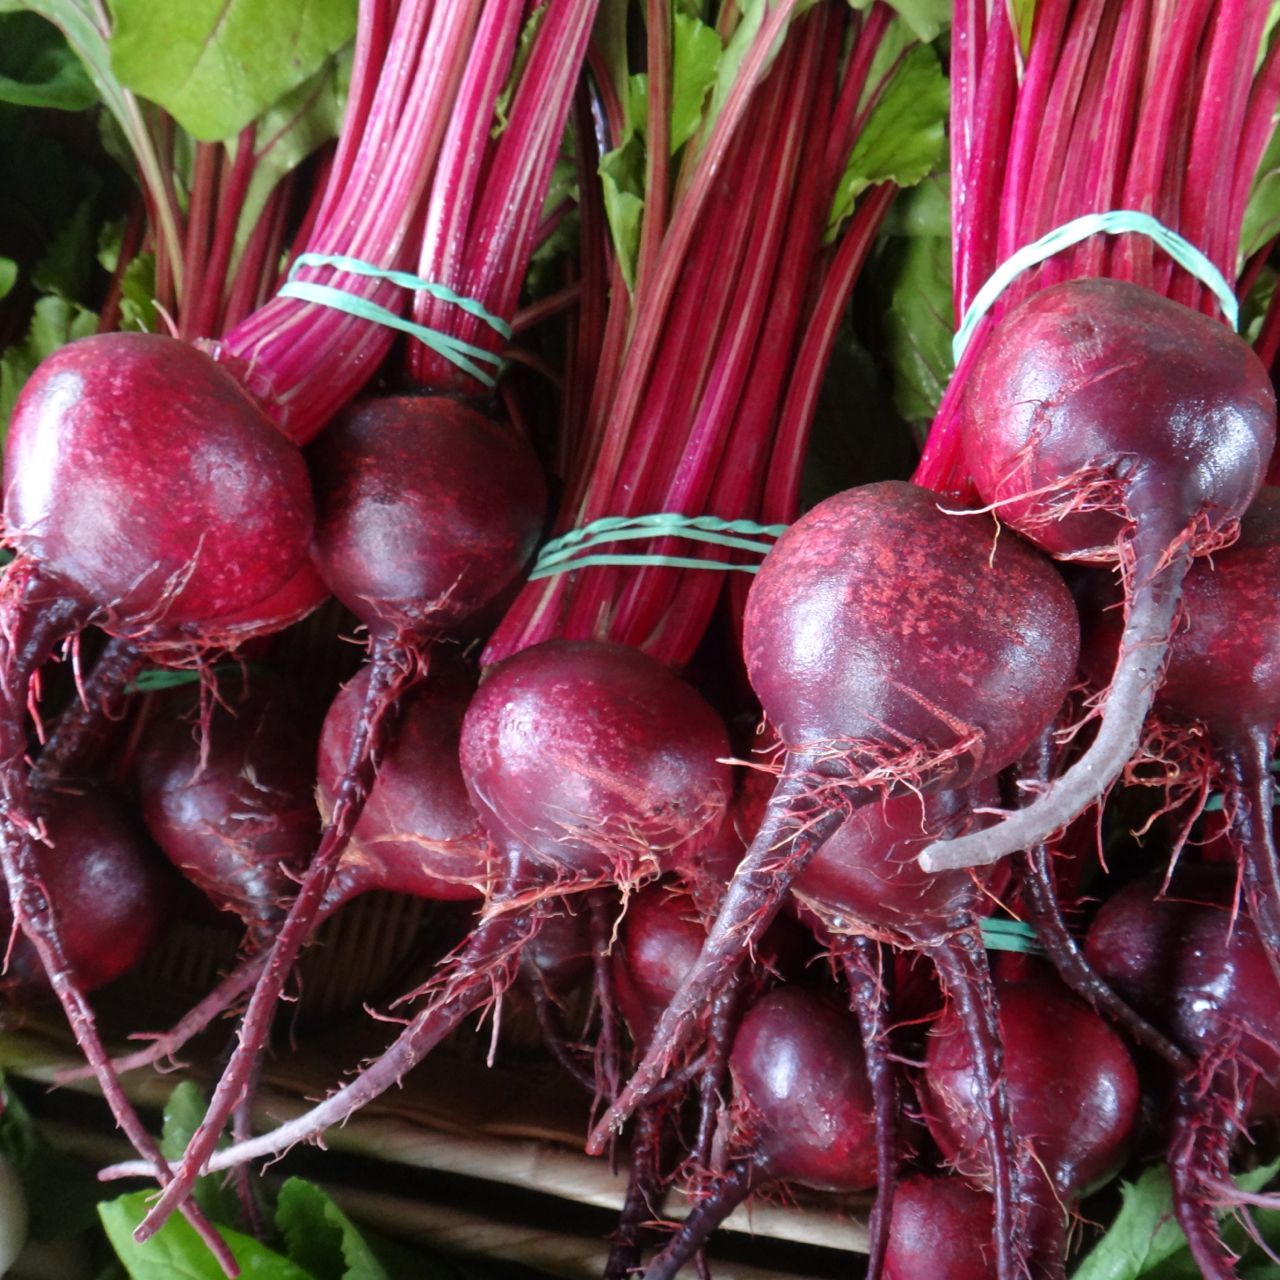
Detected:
left=289, top=252, right=512, bottom=339
left=530, top=514, right=789, bottom=580
left=953, top=210, right=1240, bottom=362
left=277, top=281, right=504, bottom=388
left=1203, top=759, right=1280, bottom=812
left=978, top=917, right=1044, bottom=955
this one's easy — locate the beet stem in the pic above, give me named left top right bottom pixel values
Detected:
left=0, top=573, right=238, bottom=1275
left=839, top=936, right=897, bottom=1280
left=107, top=847, right=549, bottom=1181
left=1225, top=725, right=1280, bottom=989
left=587, top=760, right=856, bottom=1155
left=641, top=1157, right=756, bottom=1280
left=931, top=928, right=1025, bottom=1280
left=1022, top=841, right=1192, bottom=1070
left=142, top=638, right=416, bottom=1238
left=604, top=1105, right=667, bottom=1280
left=920, top=539, right=1189, bottom=872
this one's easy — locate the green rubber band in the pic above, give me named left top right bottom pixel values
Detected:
left=126, top=663, right=255, bottom=693
left=279, top=253, right=509, bottom=388
left=529, top=514, right=789, bottom=580
left=953, top=211, right=1240, bottom=362
left=978, top=917, right=1044, bottom=955
left=1203, top=759, right=1280, bottom=812
left=289, top=253, right=512, bottom=338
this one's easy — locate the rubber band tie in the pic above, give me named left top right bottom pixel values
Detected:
left=953, top=211, right=1240, bottom=363
left=127, top=663, right=265, bottom=694
left=278, top=251, right=512, bottom=389
left=979, top=917, right=1044, bottom=955
left=530, top=514, right=789, bottom=580
left=1203, top=758, right=1280, bottom=813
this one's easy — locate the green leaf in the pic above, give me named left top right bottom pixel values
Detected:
left=100, top=1191, right=318, bottom=1280
left=826, top=41, right=948, bottom=240
left=108, top=0, right=357, bottom=142
left=32, top=195, right=97, bottom=302
left=845, top=0, right=950, bottom=42
left=276, top=1179, right=388, bottom=1280
left=669, top=12, right=721, bottom=152
left=118, top=253, right=157, bottom=332
left=0, top=11, right=96, bottom=108
left=0, top=259, right=16, bottom=302
left=1072, top=1159, right=1280, bottom=1280
left=599, top=132, right=646, bottom=290
left=879, top=177, right=953, bottom=422
left=232, top=46, right=350, bottom=270
left=0, top=294, right=97, bottom=440
left=1242, top=121, right=1280, bottom=264
left=158, top=1083, right=244, bottom=1226
left=491, top=5, right=547, bottom=138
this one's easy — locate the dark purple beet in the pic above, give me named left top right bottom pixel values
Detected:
left=0, top=331, right=314, bottom=1263
left=7, top=333, right=313, bottom=635
left=461, top=640, right=732, bottom=884
left=596, top=481, right=1077, bottom=1170
left=317, top=663, right=492, bottom=905
left=157, top=394, right=550, bottom=1224
left=1085, top=869, right=1280, bottom=1279
left=310, top=395, right=547, bottom=638
left=1, top=785, right=170, bottom=998
left=921, top=978, right=1140, bottom=1278
left=884, top=1174, right=996, bottom=1280
left=134, top=681, right=319, bottom=937
left=924, top=279, right=1275, bottom=874
left=640, top=986, right=876, bottom=1279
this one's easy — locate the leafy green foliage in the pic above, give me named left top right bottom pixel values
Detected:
left=826, top=41, right=948, bottom=240
left=1242, top=123, right=1280, bottom=265
left=0, top=294, right=97, bottom=438
left=875, top=176, right=953, bottom=422
left=276, top=1180, right=389, bottom=1280
left=600, top=133, right=646, bottom=290
left=0, top=10, right=95, bottom=109
left=845, top=0, right=949, bottom=42
left=669, top=12, right=722, bottom=152
left=101, top=1192, right=317, bottom=1280
left=108, top=0, right=357, bottom=142
left=1072, top=1159, right=1280, bottom=1280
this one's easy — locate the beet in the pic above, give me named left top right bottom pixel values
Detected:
left=593, top=482, right=1077, bottom=1248
left=134, top=681, right=320, bottom=940
left=0, top=786, right=169, bottom=1000
left=640, top=986, right=876, bottom=1279
left=1085, top=869, right=1280, bottom=1279
left=884, top=1174, right=996, bottom=1280
left=920, top=977, right=1140, bottom=1278
left=129, top=640, right=731, bottom=1182
left=922, top=279, right=1275, bottom=875
left=0, top=331, right=313, bottom=1263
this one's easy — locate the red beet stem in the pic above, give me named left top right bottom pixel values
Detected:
left=930, top=929, right=1025, bottom=1280
left=586, top=761, right=857, bottom=1155
left=111, top=847, right=551, bottom=1183
left=0, top=569, right=238, bottom=1275
left=641, top=1157, right=756, bottom=1280
left=54, top=949, right=267, bottom=1084
left=921, top=530, right=1191, bottom=872
left=142, top=638, right=417, bottom=1238
left=1224, top=725, right=1280, bottom=988
left=1169, top=1075, right=1244, bottom=1280
left=1022, top=840, right=1192, bottom=1070
left=838, top=936, right=897, bottom=1280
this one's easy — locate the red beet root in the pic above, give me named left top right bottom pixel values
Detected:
left=884, top=1174, right=996, bottom=1280
left=135, top=682, right=320, bottom=939
left=594, top=482, right=1077, bottom=1235
left=921, top=977, right=1139, bottom=1278
left=641, top=986, right=876, bottom=1279
left=0, top=330, right=314, bottom=1268
left=0, top=786, right=169, bottom=999
left=922, top=279, right=1275, bottom=874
